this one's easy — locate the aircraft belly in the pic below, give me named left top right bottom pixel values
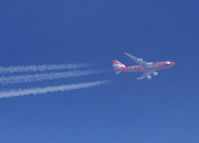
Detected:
left=143, top=68, right=156, bottom=72
left=129, top=67, right=144, bottom=72
left=127, top=65, right=159, bottom=72
left=127, top=66, right=139, bottom=72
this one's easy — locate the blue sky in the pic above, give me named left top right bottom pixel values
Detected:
left=0, top=0, right=199, bottom=142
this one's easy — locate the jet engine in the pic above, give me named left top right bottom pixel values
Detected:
left=146, top=75, right=152, bottom=79
left=138, top=58, right=143, bottom=61
left=153, top=72, right=158, bottom=76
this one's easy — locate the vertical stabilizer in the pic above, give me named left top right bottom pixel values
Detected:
left=112, top=60, right=125, bottom=74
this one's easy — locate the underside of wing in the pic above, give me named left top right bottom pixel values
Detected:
left=137, top=72, right=152, bottom=80
left=124, top=52, right=148, bottom=67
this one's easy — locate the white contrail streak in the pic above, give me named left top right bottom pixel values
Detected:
left=0, top=80, right=110, bottom=98
left=0, top=70, right=108, bottom=85
left=0, top=64, right=90, bottom=74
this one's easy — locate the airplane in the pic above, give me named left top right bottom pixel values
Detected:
left=112, top=52, right=176, bottom=80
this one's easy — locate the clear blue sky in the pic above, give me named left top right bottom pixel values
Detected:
left=0, top=0, right=199, bottom=142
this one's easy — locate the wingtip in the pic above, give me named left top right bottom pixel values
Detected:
left=124, top=52, right=130, bottom=56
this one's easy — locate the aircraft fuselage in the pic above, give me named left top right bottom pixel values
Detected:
left=122, top=61, right=176, bottom=72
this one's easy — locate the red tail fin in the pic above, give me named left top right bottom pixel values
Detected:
left=113, top=60, right=121, bottom=65
left=112, top=60, right=126, bottom=74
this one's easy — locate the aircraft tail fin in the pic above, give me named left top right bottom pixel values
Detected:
left=112, top=60, right=126, bottom=74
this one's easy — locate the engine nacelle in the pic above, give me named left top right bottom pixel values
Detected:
left=138, top=58, right=143, bottom=61
left=146, top=75, right=152, bottom=80
left=153, top=72, right=158, bottom=76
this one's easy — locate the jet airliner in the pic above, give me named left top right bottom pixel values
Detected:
left=112, top=52, right=176, bottom=80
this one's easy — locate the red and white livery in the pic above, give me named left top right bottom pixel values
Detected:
left=113, top=52, right=176, bottom=80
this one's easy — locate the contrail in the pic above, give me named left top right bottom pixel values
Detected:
left=0, top=64, right=90, bottom=74
left=0, top=70, right=108, bottom=85
left=0, top=80, right=110, bottom=98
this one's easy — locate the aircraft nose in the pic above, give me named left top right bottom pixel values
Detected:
left=166, top=61, right=176, bottom=67
left=171, top=62, right=176, bottom=66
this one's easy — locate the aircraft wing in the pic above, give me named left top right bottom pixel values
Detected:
left=124, top=52, right=148, bottom=67
left=137, top=71, right=152, bottom=80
